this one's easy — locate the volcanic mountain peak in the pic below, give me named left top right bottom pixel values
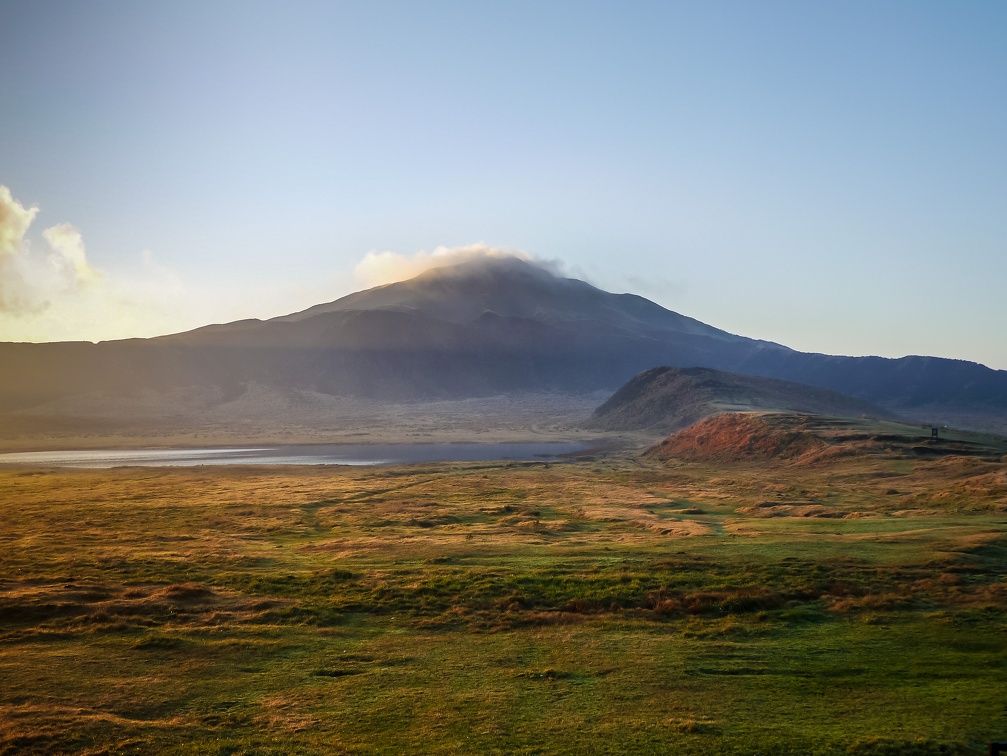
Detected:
left=411, top=254, right=561, bottom=283
left=272, top=255, right=742, bottom=341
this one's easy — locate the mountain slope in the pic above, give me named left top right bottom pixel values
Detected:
left=0, top=255, right=1005, bottom=433
left=588, top=366, right=893, bottom=435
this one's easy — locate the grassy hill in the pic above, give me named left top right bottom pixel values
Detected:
left=588, top=366, right=893, bottom=435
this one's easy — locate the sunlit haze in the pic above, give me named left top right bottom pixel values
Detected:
left=1, top=2, right=1005, bottom=368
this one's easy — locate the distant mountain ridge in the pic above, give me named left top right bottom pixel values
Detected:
left=1, top=255, right=1005, bottom=432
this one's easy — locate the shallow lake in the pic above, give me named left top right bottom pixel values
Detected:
left=0, top=441, right=599, bottom=469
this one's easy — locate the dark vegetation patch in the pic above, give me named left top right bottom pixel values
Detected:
left=311, top=668, right=363, bottom=678
left=132, top=632, right=186, bottom=650
left=0, top=581, right=289, bottom=633
left=846, top=737, right=971, bottom=755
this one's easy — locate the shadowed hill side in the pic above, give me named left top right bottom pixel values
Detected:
left=588, top=366, right=893, bottom=435
left=732, top=349, right=1007, bottom=424
left=0, top=310, right=768, bottom=410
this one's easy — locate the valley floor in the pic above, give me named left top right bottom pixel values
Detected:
left=2, top=439, right=1007, bottom=754
left=0, top=391, right=612, bottom=452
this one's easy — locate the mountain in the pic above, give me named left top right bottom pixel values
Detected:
left=272, top=256, right=742, bottom=340
left=587, top=366, right=893, bottom=435
left=0, top=257, right=785, bottom=409
left=1, top=255, right=1006, bottom=433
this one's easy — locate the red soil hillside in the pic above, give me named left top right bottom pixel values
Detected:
left=646, top=413, right=832, bottom=464
left=646, top=412, right=1007, bottom=466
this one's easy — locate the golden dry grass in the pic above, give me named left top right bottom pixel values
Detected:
left=1, top=437, right=1006, bottom=753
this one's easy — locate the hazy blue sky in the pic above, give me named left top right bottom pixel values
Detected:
left=1, top=1, right=1005, bottom=367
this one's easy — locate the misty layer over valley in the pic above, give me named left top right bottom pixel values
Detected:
left=2, top=253, right=1007, bottom=450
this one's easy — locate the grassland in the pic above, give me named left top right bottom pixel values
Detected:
left=2, top=423, right=1007, bottom=754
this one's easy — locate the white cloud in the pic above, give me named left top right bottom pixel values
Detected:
left=0, top=186, right=46, bottom=313
left=0, top=188, right=100, bottom=315
left=0, top=185, right=37, bottom=258
left=41, top=223, right=100, bottom=285
left=0, top=185, right=367, bottom=343
left=0, top=185, right=196, bottom=342
left=353, top=243, right=535, bottom=288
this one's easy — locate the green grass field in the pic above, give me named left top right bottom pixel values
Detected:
left=2, top=441, right=1006, bottom=753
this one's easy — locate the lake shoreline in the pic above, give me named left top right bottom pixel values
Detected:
left=0, top=439, right=623, bottom=469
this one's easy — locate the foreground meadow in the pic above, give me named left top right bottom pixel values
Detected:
left=2, top=438, right=1006, bottom=754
